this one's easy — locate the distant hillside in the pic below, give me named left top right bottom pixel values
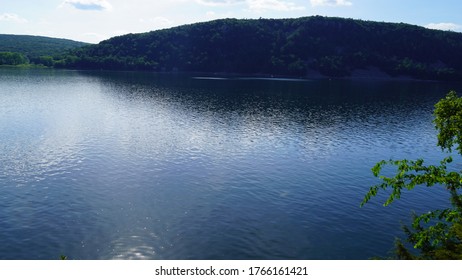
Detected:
left=0, top=34, right=89, bottom=64
left=59, top=17, right=462, bottom=80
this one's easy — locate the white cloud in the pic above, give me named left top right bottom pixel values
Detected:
left=63, top=0, right=113, bottom=11
left=196, top=0, right=304, bottom=11
left=425, top=22, right=461, bottom=32
left=82, top=32, right=108, bottom=42
left=0, top=13, right=28, bottom=23
left=310, top=0, right=352, bottom=7
left=246, top=0, right=305, bottom=12
left=204, top=10, right=235, bottom=20
left=206, top=10, right=217, bottom=17
left=139, top=17, right=175, bottom=28
left=195, top=0, right=244, bottom=6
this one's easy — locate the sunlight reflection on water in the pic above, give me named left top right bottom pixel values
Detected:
left=0, top=69, right=461, bottom=259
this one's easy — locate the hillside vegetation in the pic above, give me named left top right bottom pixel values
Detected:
left=4, top=17, right=460, bottom=80
left=57, top=16, right=462, bottom=80
left=0, top=34, right=89, bottom=66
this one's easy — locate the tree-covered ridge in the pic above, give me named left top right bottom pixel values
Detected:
left=0, top=34, right=89, bottom=65
left=59, top=16, right=462, bottom=80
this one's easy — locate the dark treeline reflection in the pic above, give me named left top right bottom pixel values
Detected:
left=85, top=70, right=457, bottom=129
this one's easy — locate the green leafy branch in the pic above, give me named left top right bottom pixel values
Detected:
left=362, top=91, right=462, bottom=259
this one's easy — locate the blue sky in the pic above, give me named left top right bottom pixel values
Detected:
left=1, top=0, right=461, bottom=43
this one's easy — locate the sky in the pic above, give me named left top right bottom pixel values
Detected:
left=1, top=0, right=462, bottom=43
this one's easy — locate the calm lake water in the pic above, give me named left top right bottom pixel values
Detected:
left=1, top=68, right=461, bottom=259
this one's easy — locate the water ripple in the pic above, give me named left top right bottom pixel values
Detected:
left=1, top=69, right=460, bottom=259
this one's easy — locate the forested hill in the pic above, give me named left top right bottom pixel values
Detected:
left=0, top=34, right=89, bottom=65
left=61, top=16, right=462, bottom=80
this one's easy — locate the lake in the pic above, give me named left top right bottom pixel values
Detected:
left=1, top=68, right=461, bottom=259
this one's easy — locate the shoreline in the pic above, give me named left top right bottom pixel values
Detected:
left=0, top=66, right=455, bottom=83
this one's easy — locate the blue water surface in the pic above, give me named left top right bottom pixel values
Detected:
left=1, top=69, right=461, bottom=259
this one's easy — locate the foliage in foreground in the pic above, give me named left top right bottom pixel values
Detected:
left=362, top=91, right=462, bottom=259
